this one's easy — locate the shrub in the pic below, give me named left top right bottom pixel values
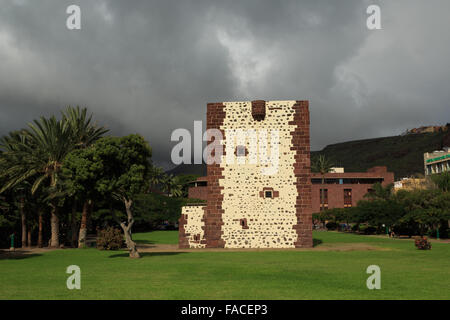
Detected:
left=414, top=236, right=432, bottom=250
left=358, top=225, right=377, bottom=235
left=365, top=226, right=377, bottom=235
left=429, top=227, right=450, bottom=239
left=358, top=225, right=367, bottom=234
left=325, top=222, right=337, bottom=230
left=97, top=227, right=124, bottom=250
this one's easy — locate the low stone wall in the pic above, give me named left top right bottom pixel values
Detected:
left=179, top=205, right=206, bottom=248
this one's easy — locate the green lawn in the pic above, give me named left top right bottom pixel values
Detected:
left=0, top=231, right=449, bottom=299
left=133, top=230, right=179, bottom=244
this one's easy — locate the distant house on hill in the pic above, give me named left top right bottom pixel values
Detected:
left=394, top=177, right=431, bottom=192
left=424, top=147, right=450, bottom=175
left=403, top=125, right=448, bottom=135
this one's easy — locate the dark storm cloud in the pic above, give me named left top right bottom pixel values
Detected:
left=0, top=0, right=449, bottom=168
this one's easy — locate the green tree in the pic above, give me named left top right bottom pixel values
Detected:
left=0, top=195, right=9, bottom=213
left=0, top=191, right=17, bottom=248
left=148, top=166, right=165, bottom=192
left=398, top=189, right=450, bottom=237
left=0, top=143, right=48, bottom=248
left=175, top=174, right=200, bottom=197
left=365, top=182, right=394, bottom=200
left=161, top=174, right=183, bottom=197
left=0, top=108, right=106, bottom=248
left=132, top=193, right=193, bottom=230
left=63, top=147, right=101, bottom=247
left=0, top=117, right=74, bottom=247
left=0, top=131, right=38, bottom=247
left=355, top=198, right=404, bottom=231
left=62, top=106, right=108, bottom=149
left=430, top=172, right=450, bottom=192
left=62, top=106, right=108, bottom=247
left=92, top=135, right=152, bottom=258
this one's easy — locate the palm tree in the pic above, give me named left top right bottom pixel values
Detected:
left=162, top=174, right=183, bottom=197
left=0, top=195, right=9, bottom=211
left=0, top=117, right=74, bottom=247
left=37, top=207, right=45, bottom=248
left=0, top=108, right=107, bottom=248
left=0, top=131, right=33, bottom=191
left=312, top=155, right=334, bottom=212
left=29, top=187, right=49, bottom=248
left=62, top=106, right=108, bottom=149
left=62, top=106, right=108, bottom=248
left=148, top=166, right=165, bottom=192
left=17, top=184, right=27, bottom=247
left=0, top=131, right=33, bottom=247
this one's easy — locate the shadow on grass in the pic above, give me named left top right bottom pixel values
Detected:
left=108, top=251, right=187, bottom=258
left=313, top=238, right=323, bottom=247
left=0, top=251, right=43, bottom=260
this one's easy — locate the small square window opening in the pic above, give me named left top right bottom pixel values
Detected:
left=265, top=190, right=273, bottom=198
left=236, top=145, right=246, bottom=157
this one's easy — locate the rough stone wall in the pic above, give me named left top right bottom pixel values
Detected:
left=202, top=103, right=227, bottom=248
left=179, top=205, right=206, bottom=248
left=291, top=101, right=313, bottom=247
left=216, top=100, right=311, bottom=248
left=179, top=100, right=313, bottom=249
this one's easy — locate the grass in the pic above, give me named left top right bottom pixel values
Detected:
left=0, top=231, right=449, bottom=299
left=133, top=230, right=179, bottom=244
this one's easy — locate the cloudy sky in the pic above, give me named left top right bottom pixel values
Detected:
left=1, top=0, right=449, bottom=168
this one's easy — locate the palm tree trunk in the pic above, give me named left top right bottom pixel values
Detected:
left=71, top=200, right=78, bottom=247
left=49, top=174, right=60, bottom=248
left=27, top=229, right=32, bottom=248
left=78, top=200, right=89, bottom=248
left=20, top=197, right=26, bottom=248
left=49, top=204, right=59, bottom=248
left=38, top=211, right=43, bottom=248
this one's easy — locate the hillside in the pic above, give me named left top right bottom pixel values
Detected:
left=312, top=131, right=449, bottom=179
left=168, top=130, right=450, bottom=180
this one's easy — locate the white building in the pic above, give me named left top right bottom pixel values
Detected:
left=424, top=147, right=450, bottom=175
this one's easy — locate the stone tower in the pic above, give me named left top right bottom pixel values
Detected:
left=179, top=100, right=313, bottom=248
